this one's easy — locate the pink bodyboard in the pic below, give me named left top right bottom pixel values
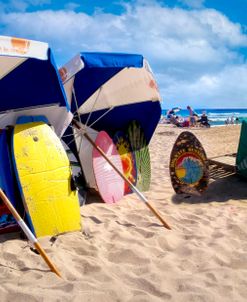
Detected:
left=92, top=131, right=125, bottom=203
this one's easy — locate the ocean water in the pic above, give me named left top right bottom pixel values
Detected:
left=162, top=108, right=247, bottom=126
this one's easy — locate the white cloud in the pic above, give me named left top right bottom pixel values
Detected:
left=0, top=1, right=247, bottom=108
left=179, top=0, right=205, bottom=9
left=159, top=64, right=247, bottom=108
left=196, top=9, right=247, bottom=47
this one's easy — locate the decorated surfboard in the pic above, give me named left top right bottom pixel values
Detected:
left=169, top=131, right=209, bottom=195
left=113, top=131, right=137, bottom=194
left=12, top=121, right=81, bottom=238
left=127, top=120, right=151, bottom=192
left=92, top=131, right=125, bottom=203
left=0, top=128, right=22, bottom=234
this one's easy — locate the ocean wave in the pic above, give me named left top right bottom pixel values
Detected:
left=207, top=112, right=242, bottom=117
left=209, top=117, right=232, bottom=122
left=208, top=113, right=247, bottom=121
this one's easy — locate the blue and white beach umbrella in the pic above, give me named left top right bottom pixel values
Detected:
left=0, top=35, right=72, bottom=136
left=60, top=52, right=162, bottom=144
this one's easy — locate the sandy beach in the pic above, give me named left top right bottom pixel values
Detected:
left=0, top=124, right=246, bottom=302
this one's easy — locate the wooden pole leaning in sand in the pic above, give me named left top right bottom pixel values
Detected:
left=0, top=189, right=62, bottom=278
left=72, top=120, right=171, bottom=230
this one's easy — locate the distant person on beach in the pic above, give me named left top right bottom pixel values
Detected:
left=187, top=105, right=198, bottom=127
left=235, top=117, right=239, bottom=124
left=225, top=117, right=230, bottom=125
left=198, top=112, right=210, bottom=128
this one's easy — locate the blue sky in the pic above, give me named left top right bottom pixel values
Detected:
left=1, top=0, right=247, bottom=109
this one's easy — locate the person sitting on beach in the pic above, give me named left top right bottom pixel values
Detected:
left=170, top=115, right=182, bottom=127
left=182, top=119, right=190, bottom=127
left=198, top=112, right=210, bottom=128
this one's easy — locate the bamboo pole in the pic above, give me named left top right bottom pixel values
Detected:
left=209, top=153, right=237, bottom=160
left=72, top=120, right=171, bottom=230
left=0, top=189, right=62, bottom=278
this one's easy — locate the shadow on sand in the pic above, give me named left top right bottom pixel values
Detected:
left=171, top=174, right=247, bottom=204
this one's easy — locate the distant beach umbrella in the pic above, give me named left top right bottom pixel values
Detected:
left=171, top=107, right=181, bottom=113
left=0, top=35, right=72, bottom=136
left=167, top=107, right=181, bottom=116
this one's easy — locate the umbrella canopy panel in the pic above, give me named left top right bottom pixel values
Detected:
left=0, top=36, right=71, bottom=136
left=78, top=101, right=161, bottom=144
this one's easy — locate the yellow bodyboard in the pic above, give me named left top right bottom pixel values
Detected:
left=13, top=122, right=81, bottom=238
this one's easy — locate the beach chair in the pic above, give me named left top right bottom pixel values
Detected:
left=208, top=153, right=237, bottom=180
left=208, top=120, right=247, bottom=180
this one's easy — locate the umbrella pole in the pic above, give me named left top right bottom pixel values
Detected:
left=0, top=189, right=62, bottom=278
left=72, top=120, right=171, bottom=230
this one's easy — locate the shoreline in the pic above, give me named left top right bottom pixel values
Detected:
left=159, top=121, right=241, bottom=128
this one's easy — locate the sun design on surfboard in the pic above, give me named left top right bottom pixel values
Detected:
left=114, top=135, right=137, bottom=193
left=175, top=155, right=203, bottom=185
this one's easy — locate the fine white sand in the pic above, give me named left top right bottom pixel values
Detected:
left=0, top=124, right=246, bottom=302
